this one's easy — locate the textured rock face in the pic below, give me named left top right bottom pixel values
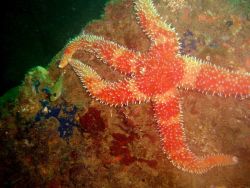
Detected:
left=0, top=0, right=249, bottom=187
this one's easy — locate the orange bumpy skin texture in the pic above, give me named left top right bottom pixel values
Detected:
left=59, top=0, right=249, bottom=174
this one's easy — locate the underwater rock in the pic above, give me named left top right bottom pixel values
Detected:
left=0, top=0, right=250, bottom=187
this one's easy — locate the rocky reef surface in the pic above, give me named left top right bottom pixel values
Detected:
left=0, top=0, right=249, bottom=187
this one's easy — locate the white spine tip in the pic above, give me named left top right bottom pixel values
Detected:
left=232, top=156, right=238, bottom=164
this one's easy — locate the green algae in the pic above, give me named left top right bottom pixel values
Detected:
left=228, top=0, right=250, bottom=13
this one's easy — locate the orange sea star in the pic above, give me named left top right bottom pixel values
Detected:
left=59, top=0, right=250, bottom=174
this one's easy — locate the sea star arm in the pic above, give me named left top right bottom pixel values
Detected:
left=59, top=33, right=139, bottom=75
left=134, top=0, right=179, bottom=51
left=179, top=55, right=250, bottom=98
left=69, top=59, right=140, bottom=106
left=153, top=94, right=238, bottom=174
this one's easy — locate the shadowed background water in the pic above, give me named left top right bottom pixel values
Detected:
left=1, top=0, right=107, bottom=96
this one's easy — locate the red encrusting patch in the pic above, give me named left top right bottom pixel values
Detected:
left=79, top=108, right=107, bottom=155
left=79, top=107, right=106, bottom=136
left=110, top=133, right=137, bottom=165
left=109, top=110, right=158, bottom=168
left=110, top=132, right=157, bottom=168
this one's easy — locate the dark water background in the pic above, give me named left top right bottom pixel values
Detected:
left=1, top=0, right=107, bottom=96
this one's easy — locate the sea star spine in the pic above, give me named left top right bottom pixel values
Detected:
left=180, top=56, right=250, bottom=98
left=59, top=34, right=138, bottom=75
left=134, top=0, right=179, bottom=50
left=69, top=59, right=139, bottom=106
left=153, top=96, right=238, bottom=174
left=195, top=64, right=250, bottom=97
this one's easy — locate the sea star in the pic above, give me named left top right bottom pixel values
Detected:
left=59, top=0, right=250, bottom=174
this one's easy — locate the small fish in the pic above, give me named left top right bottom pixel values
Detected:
left=50, top=72, right=64, bottom=101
